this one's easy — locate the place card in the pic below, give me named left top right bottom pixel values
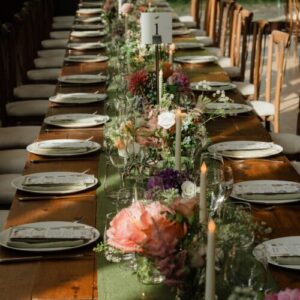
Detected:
left=10, top=226, right=94, bottom=241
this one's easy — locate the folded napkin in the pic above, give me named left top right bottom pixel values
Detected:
left=236, top=193, right=300, bottom=201
left=216, top=142, right=271, bottom=151
left=175, top=42, right=203, bottom=50
left=272, top=256, right=300, bottom=265
left=37, top=142, right=92, bottom=154
left=22, top=174, right=95, bottom=191
left=7, top=239, right=85, bottom=249
left=206, top=103, right=245, bottom=110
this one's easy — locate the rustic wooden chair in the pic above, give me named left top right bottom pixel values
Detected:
left=251, top=30, right=290, bottom=133
left=179, top=0, right=201, bottom=28
left=285, top=0, right=300, bottom=63
left=193, top=0, right=222, bottom=46
left=218, top=6, right=253, bottom=81
left=234, top=20, right=270, bottom=99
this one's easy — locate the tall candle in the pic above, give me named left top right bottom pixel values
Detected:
left=205, top=219, right=216, bottom=300
left=169, top=43, right=175, bottom=65
left=118, top=0, right=122, bottom=16
left=124, top=13, right=128, bottom=40
left=199, top=162, right=207, bottom=224
left=159, top=69, right=163, bottom=104
left=175, top=109, right=182, bottom=170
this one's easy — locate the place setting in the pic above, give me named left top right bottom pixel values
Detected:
left=44, top=113, right=110, bottom=128
left=27, top=138, right=101, bottom=157
left=49, top=92, right=107, bottom=105
left=0, top=221, right=100, bottom=252
left=64, top=55, right=109, bottom=63
left=11, top=171, right=98, bottom=195
left=204, top=102, right=253, bottom=116
left=174, top=42, right=204, bottom=50
left=231, top=180, right=300, bottom=204
left=76, top=8, right=103, bottom=15
left=78, top=1, right=103, bottom=8
left=174, top=55, right=218, bottom=64
left=207, top=140, right=283, bottom=159
left=75, top=16, right=103, bottom=24
left=70, top=30, right=108, bottom=38
left=72, top=24, right=105, bottom=30
left=191, top=81, right=237, bottom=92
left=67, top=41, right=106, bottom=50
left=253, top=236, right=300, bottom=270
left=172, top=28, right=192, bottom=36
left=57, top=73, right=109, bottom=85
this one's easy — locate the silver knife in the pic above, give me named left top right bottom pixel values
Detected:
left=0, top=253, right=90, bottom=264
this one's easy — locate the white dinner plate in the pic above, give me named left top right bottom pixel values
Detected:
left=72, top=24, right=105, bottom=30
left=191, top=81, right=236, bottom=91
left=231, top=180, right=300, bottom=204
left=172, top=29, right=191, bottom=36
left=205, top=103, right=253, bottom=115
left=64, top=55, right=109, bottom=63
left=76, top=16, right=103, bottom=23
left=58, top=74, right=108, bottom=84
left=11, top=171, right=98, bottom=194
left=0, top=221, right=100, bottom=252
left=174, top=55, right=218, bottom=64
left=175, top=42, right=204, bottom=50
left=79, top=2, right=103, bottom=8
left=172, top=22, right=185, bottom=29
left=27, top=139, right=101, bottom=156
left=253, top=236, right=300, bottom=270
left=49, top=93, right=107, bottom=104
left=71, top=30, right=107, bottom=38
left=44, top=113, right=109, bottom=128
left=208, top=141, right=282, bottom=158
left=67, top=42, right=106, bottom=50
left=77, top=8, right=102, bottom=14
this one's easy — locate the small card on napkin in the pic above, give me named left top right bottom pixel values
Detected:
left=9, top=226, right=94, bottom=242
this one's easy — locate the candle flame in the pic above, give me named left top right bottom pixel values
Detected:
left=208, top=219, right=216, bottom=232
left=201, top=162, right=207, bottom=173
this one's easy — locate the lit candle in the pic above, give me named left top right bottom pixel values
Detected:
left=199, top=162, right=207, bottom=224
left=159, top=69, right=163, bottom=104
left=175, top=109, right=182, bottom=170
left=169, top=43, right=175, bottom=65
left=205, top=219, right=216, bottom=300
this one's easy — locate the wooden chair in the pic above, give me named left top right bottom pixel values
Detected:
left=251, top=30, right=290, bottom=133
left=179, top=0, right=201, bottom=28
left=234, top=20, right=270, bottom=99
left=285, top=0, right=300, bottom=63
left=218, top=6, right=253, bottom=81
left=193, top=0, right=222, bottom=46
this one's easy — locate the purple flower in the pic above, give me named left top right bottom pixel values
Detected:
left=168, top=71, right=190, bottom=92
left=147, top=168, right=186, bottom=191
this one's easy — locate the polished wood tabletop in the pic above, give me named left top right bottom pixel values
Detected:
left=1, top=8, right=300, bottom=300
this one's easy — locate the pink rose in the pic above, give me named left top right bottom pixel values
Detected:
left=106, top=201, right=186, bottom=257
left=106, top=202, right=149, bottom=253
left=121, top=3, right=134, bottom=15
left=265, top=289, right=300, bottom=300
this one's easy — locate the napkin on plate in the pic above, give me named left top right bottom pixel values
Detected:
left=236, top=193, right=300, bottom=201
left=266, top=242, right=300, bottom=265
left=272, top=256, right=300, bottom=265
left=7, top=239, right=85, bottom=249
left=22, top=174, right=95, bottom=191
left=37, top=142, right=92, bottom=154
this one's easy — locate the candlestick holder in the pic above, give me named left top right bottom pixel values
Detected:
left=152, top=23, right=162, bottom=105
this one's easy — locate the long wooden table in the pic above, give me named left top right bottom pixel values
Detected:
left=1, top=4, right=300, bottom=300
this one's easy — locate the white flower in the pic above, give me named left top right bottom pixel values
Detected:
left=157, top=111, right=176, bottom=129
left=118, top=142, right=141, bottom=158
left=181, top=180, right=197, bottom=198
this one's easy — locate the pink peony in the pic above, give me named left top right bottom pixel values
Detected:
left=106, top=201, right=186, bottom=256
left=265, top=289, right=300, bottom=300
left=121, top=3, right=134, bottom=15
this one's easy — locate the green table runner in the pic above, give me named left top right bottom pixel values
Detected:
left=96, top=154, right=175, bottom=300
